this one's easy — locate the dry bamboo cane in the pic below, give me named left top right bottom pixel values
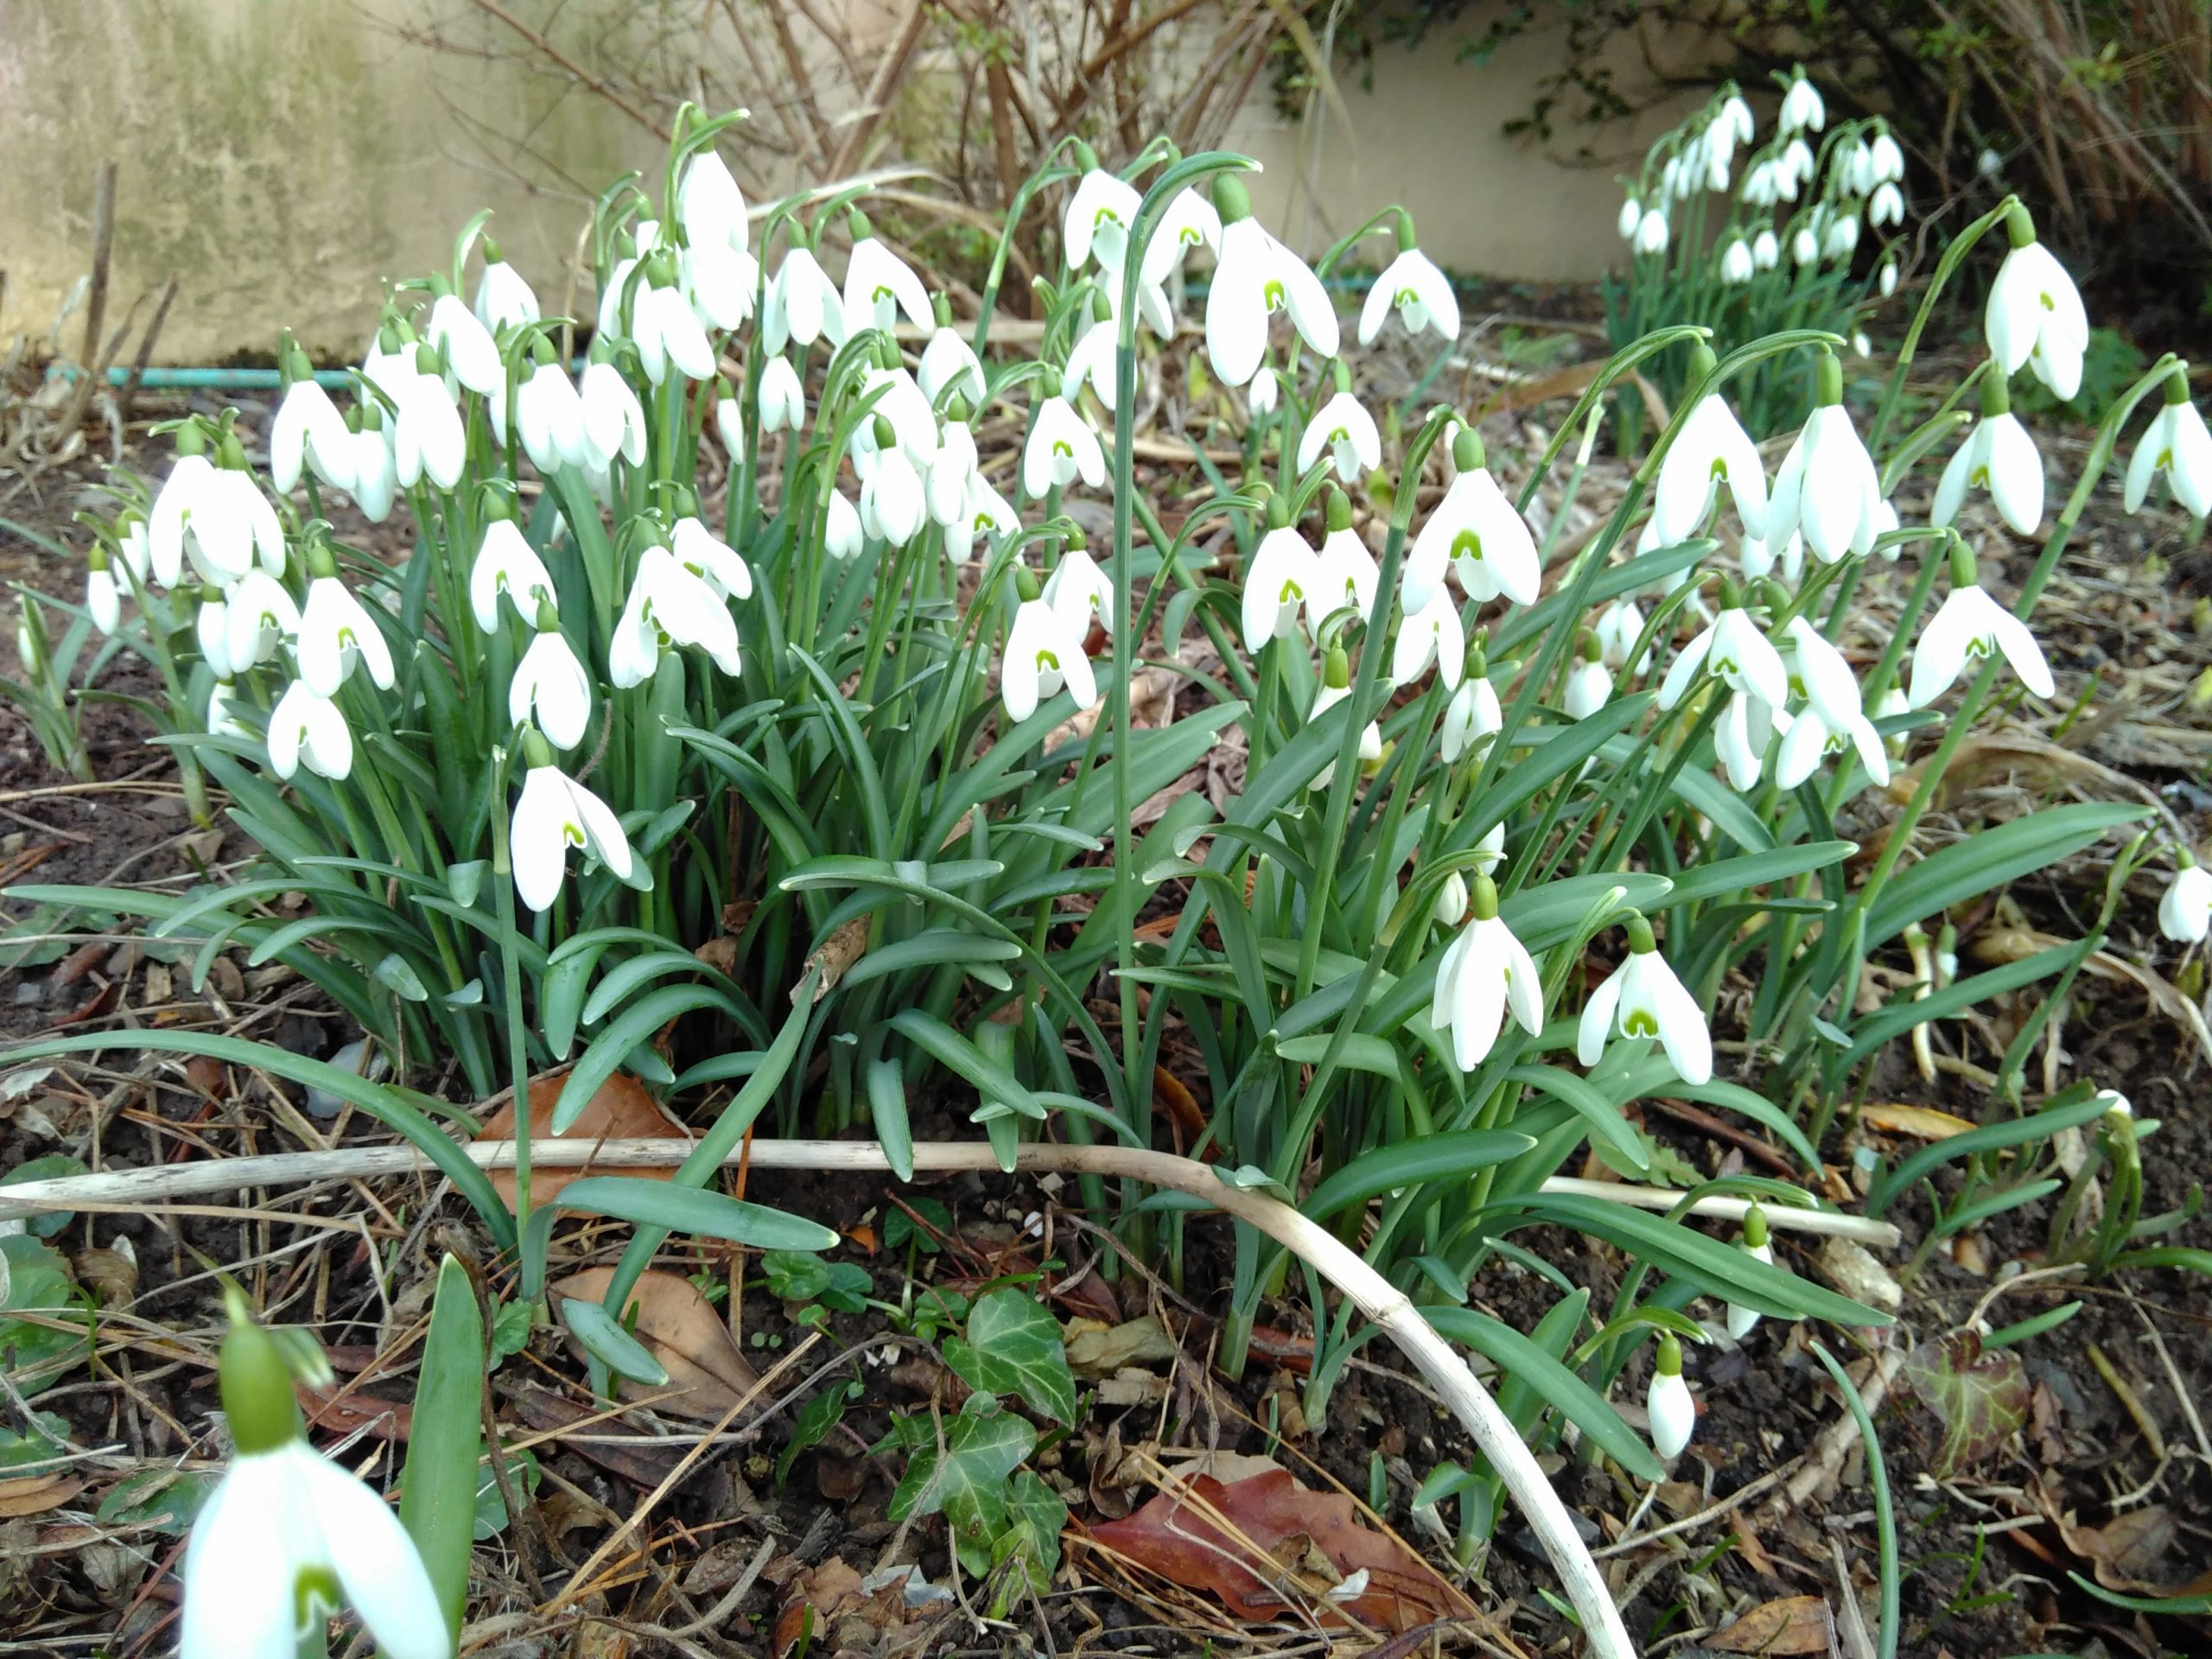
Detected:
left=0, top=1132, right=1898, bottom=1657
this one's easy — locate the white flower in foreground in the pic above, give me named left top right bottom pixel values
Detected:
left=182, top=1311, right=446, bottom=1659
left=1065, top=167, right=1143, bottom=272
left=85, top=552, right=119, bottom=634
left=1566, top=635, right=1612, bottom=719
left=1242, top=512, right=1317, bottom=651
left=1298, top=387, right=1382, bottom=480
left=671, top=516, right=753, bottom=602
left=194, top=587, right=235, bottom=677
left=470, top=519, right=556, bottom=633
left=1310, top=648, right=1382, bottom=789
left=1986, top=219, right=2088, bottom=399
left=1023, top=388, right=1107, bottom=498
left=1660, top=585, right=1788, bottom=709
left=1002, top=573, right=1098, bottom=722
left=1719, top=238, right=1753, bottom=284
left=2159, top=856, right=2212, bottom=943
left=824, top=488, right=864, bottom=560
left=918, top=322, right=987, bottom=410
left=270, top=372, right=354, bottom=495
left=511, top=625, right=592, bottom=751
left=226, top=569, right=300, bottom=672
left=1752, top=228, right=1780, bottom=270
left=1656, top=377, right=1768, bottom=543
left=1775, top=701, right=1888, bottom=790
left=1823, top=213, right=1859, bottom=260
left=1633, top=207, right=1669, bottom=254
left=1392, top=588, right=1465, bottom=690
left=1359, top=223, right=1459, bottom=344
left=861, top=448, right=927, bottom=545
left=1405, top=429, right=1538, bottom=610
left=297, top=561, right=397, bottom=700
left=1578, top=914, right=1711, bottom=1084
left=1061, top=305, right=1122, bottom=411
left=928, top=419, right=980, bottom=526
left=678, top=149, right=749, bottom=255
left=950, top=476, right=1019, bottom=564
left=1440, top=671, right=1502, bottom=762
left=1205, top=176, right=1339, bottom=387
left=1248, top=366, right=1280, bottom=416
left=474, top=251, right=541, bottom=335
left=1725, top=1207, right=1778, bottom=1341
left=610, top=544, right=741, bottom=686
left=206, top=681, right=248, bottom=742
left=1791, top=226, right=1819, bottom=267
left=1595, top=599, right=1643, bottom=668
left=842, top=218, right=934, bottom=335
left=427, top=289, right=503, bottom=397
left=1310, top=492, right=1378, bottom=626
left=1780, top=616, right=1862, bottom=728
left=1043, top=544, right=1111, bottom=633
left=148, top=447, right=218, bottom=585
left=266, top=680, right=353, bottom=781
left=763, top=244, right=848, bottom=357
left=1779, top=73, right=1824, bottom=134
left=757, top=354, right=807, bottom=434
left=514, top=361, right=590, bottom=474
left=1715, top=689, right=1772, bottom=790
left=1646, top=1334, right=1695, bottom=1459
left=579, top=358, right=649, bottom=471
left=1870, top=181, right=1904, bottom=228
left=634, top=274, right=715, bottom=386
left=391, top=363, right=467, bottom=493
left=2124, top=377, right=2212, bottom=518
left=1768, top=355, right=1883, bottom=563
left=1932, top=378, right=2044, bottom=536
left=512, top=742, right=635, bottom=911
left=1430, top=874, right=1543, bottom=1071
left=1140, top=188, right=1224, bottom=289
left=1907, top=547, right=2054, bottom=708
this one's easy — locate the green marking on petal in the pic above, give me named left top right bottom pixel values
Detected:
left=1451, top=529, right=1484, bottom=563
left=1624, top=1008, right=1659, bottom=1039
left=1262, top=278, right=1287, bottom=311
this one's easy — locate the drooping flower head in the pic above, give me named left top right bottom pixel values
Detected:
left=1429, top=872, right=1544, bottom=1071
left=511, top=731, right=636, bottom=911
left=2124, top=366, right=2212, bottom=518
left=1576, top=912, right=1712, bottom=1084
left=1204, top=174, right=1339, bottom=388
left=1908, top=538, right=2055, bottom=708
left=1932, top=370, right=2044, bottom=537
left=1358, top=211, right=1459, bottom=346
left=1647, top=1333, right=1695, bottom=1459
left=1768, top=351, right=1884, bottom=563
left=1986, top=206, right=2088, bottom=400
left=1404, top=426, right=1539, bottom=612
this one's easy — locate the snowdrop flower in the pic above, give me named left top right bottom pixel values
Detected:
left=181, top=1305, right=446, bottom=1659
left=1298, top=379, right=1382, bottom=479
left=427, top=286, right=503, bottom=396
left=1908, top=542, right=2054, bottom=707
left=2124, top=372, right=2212, bottom=518
left=206, top=680, right=248, bottom=742
left=1594, top=599, right=1643, bottom=668
left=1768, top=354, right=1883, bottom=563
left=512, top=734, right=635, bottom=911
left=1565, top=632, right=1612, bottom=718
left=1061, top=298, right=1122, bottom=411
left=1656, top=365, right=1767, bottom=543
left=671, top=514, right=753, bottom=602
left=1879, top=257, right=1898, bottom=298
left=470, top=518, right=556, bottom=632
left=1578, top=913, right=1711, bottom=1084
left=510, top=621, right=593, bottom=750
left=226, top=569, right=301, bottom=672
left=1873, top=684, right=1911, bottom=759
left=950, top=476, right=1018, bottom=564
left=1646, top=1335, right=1695, bottom=1459
left=1405, top=429, right=1539, bottom=610
left=391, top=355, right=467, bottom=492
left=1139, top=188, right=1224, bottom=289
left=1022, top=380, right=1107, bottom=497
left=297, top=550, right=397, bottom=699
left=1791, top=226, right=1819, bottom=267
left=859, top=442, right=927, bottom=545
left=1440, top=657, right=1502, bottom=763
left=734, top=356, right=798, bottom=442
left=1779, top=73, right=1825, bottom=134
left=1360, top=216, right=1459, bottom=345
left=1430, top=874, right=1543, bottom=1071
left=1739, top=525, right=1803, bottom=584
left=1310, top=490, right=1378, bottom=626
left=1065, top=165, right=1143, bottom=272
left=1002, top=568, right=1098, bottom=721
left=266, top=679, right=353, bottom=781
left=1659, top=581, right=1788, bottom=709
left=1433, top=870, right=1469, bottom=929
left=1248, top=366, right=1280, bottom=416
left=1823, top=213, right=1859, bottom=260
left=678, top=149, right=749, bottom=255
left=1780, top=615, right=1861, bottom=728
left=824, top=488, right=864, bottom=560
left=2158, top=854, right=2212, bottom=943
left=1310, top=647, right=1382, bottom=790
left=928, top=416, right=980, bottom=527
left=763, top=242, right=847, bottom=356
left=1775, top=697, right=1888, bottom=790
left=150, top=436, right=257, bottom=585
left=1043, top=543, right=1111, bottom=633
left=1392, top=587, right=1465, bottom=690
left=1751, top=228, right=1780, bottom=270
left=1781, top=137, right=1815, bottom=189
left=1714, top=689, right=1771, bottom=788
left=343, top=410, right=397, bottom=524
left=1205, top=176, right=1339, bottom=386
left=1242, top=501, right=1317, bottom=651
left=842, top=214, right=933, bottom=335
left=1717, top=90, right=1755, bottom=149
left=514, top=358, right=590, bottom=474
left=633, top=264, right=716, bottom=386
left=1986, top=211, right=2088, bottom=398
left=1725, top=1207, right=1776, bottom=1341
left=1869, top=126, right=1905, bottom=183
left=1719, top=238, right=1753, bottom=284
left=78, top=549, right=121, bottom=639
left=1933, top=375, right=2044, bottom=536
left=270, top=359, right=354, bottom=494
left=194, top=586, right=236, bottom=677
left=1633, top=207, right=1669, bottom=255
left=918, top=317, right=987, bottom=410
left=1617, top=194, right=1642, bottom=240
left=474, top=246, right=541, bottom=335
left=578, top=355, right=649, bottom=470
left=1870, top=181, right=1904, bottom=229
left=610, top=543, right=742, bottom=686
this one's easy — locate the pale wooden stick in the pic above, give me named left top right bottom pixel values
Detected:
left=0, top=1142, right=1900, bottom=1246
left=0, top=1136, right=1646, bottom=1656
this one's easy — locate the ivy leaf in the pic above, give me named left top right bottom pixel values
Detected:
left=1899, top=1328, right=2029, bottom=1477
left=992, top=1469, right=1067, bottom=1601
left=942, top=1288, right=1077, bottom=1424
left=490, top=1298, right=534, bottom=1363
left=777, top=1380, right=861, bottom=1487
left=0, top=1236, right=91, bottom=1392
left=888, top=1395, right=1035, bottom=1528
left=884, top=1196, right=952, bottom=1255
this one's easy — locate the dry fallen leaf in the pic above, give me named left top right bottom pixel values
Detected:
left=1707, top=1594, right=1838, bottom=1655
left=1064, top=1315, right=1179, bottom=1378
left=2058, top=1503, right=2177, bottom=1593
left=549, top=1268, right=759, bottom=1421
left=1859, top=1103, right=1979, bottom=1140
left=773, top=1557, right=913, bottom=1658
left=0, top=1474, right=84, bottom=1517
left=1086, top=1467, right=1477, bottom=1633
left=481, top=1074, right=690, bottom=1208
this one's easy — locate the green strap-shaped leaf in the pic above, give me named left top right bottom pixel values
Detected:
left=1425, top=1305, right=1666, bottom=1483
left=401, top=1255, right=484, bottom=1645
left=1864, top=801, right=2146, bottom=947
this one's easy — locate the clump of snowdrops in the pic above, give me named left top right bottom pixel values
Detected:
left=19, top=105, right=2202, bottom=1517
